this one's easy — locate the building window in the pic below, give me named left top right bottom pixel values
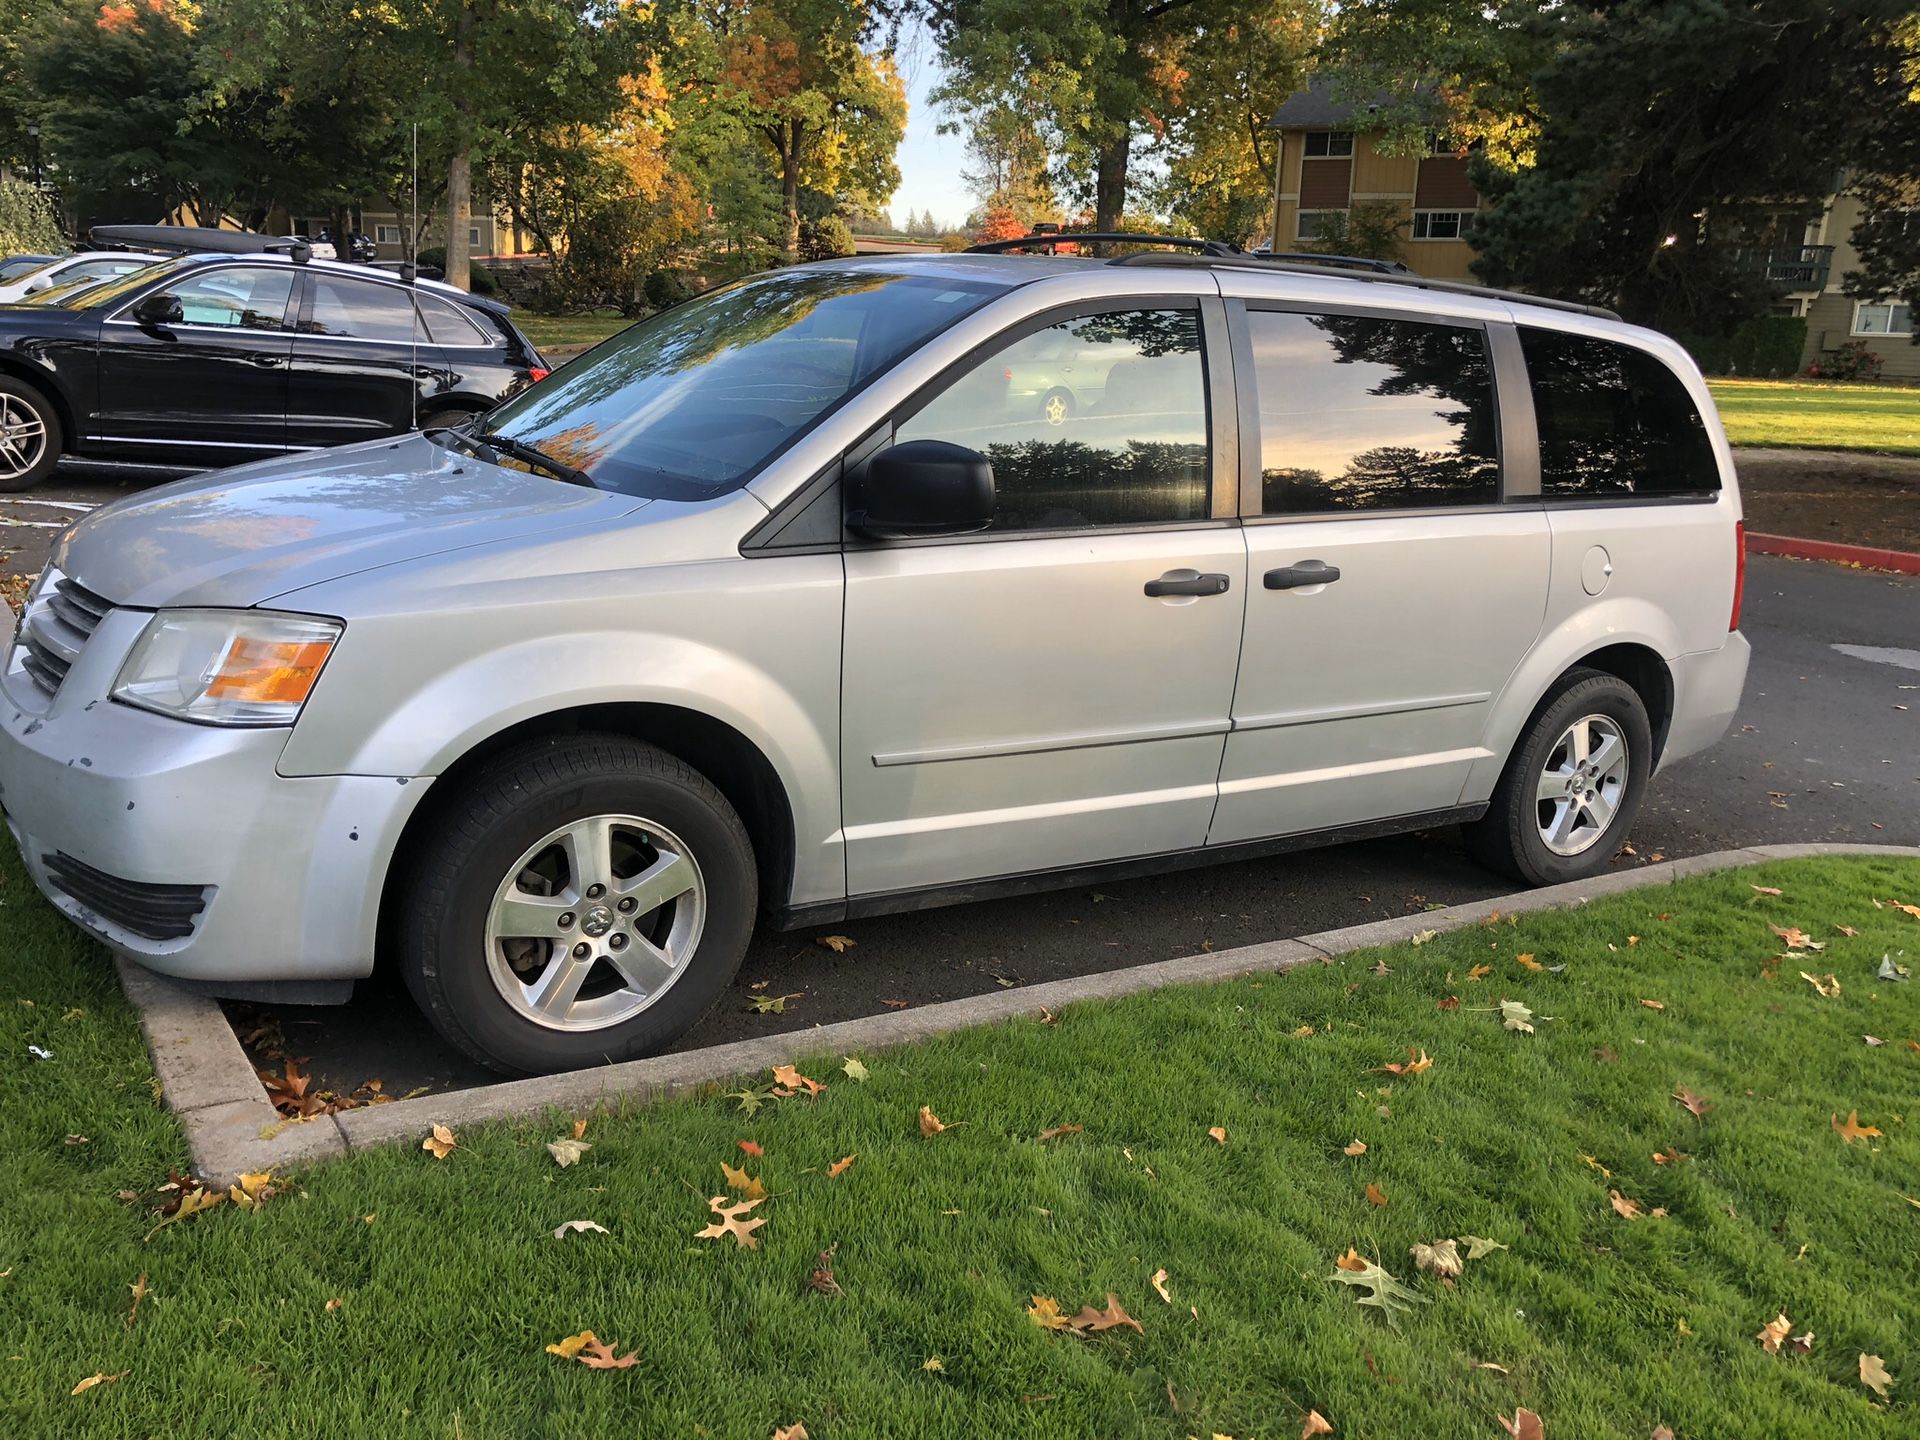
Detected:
left=1852, top=301, right=1913, bottom=337
left=1303, top=131, right=1354, bottom=159
left=1411, top=211, right=1468, bottom=241
left=1296, top=210, right=1343, bottom=241
left=375, top=224, right=402, bottom=246
left=468, top=225, right=483, bottom=249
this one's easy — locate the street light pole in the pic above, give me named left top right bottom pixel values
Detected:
left=26, top=122, right=42, bottom=187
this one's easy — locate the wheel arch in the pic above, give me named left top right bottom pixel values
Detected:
left=377, top=701, right=798, bottom=965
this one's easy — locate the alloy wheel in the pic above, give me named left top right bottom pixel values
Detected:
left=484, top=813, right=706, bottom=1031
left=0, top=394, right=48, bottom=481
left=1534, top=713, right=1629, bottom=857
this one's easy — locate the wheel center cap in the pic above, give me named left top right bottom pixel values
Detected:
left=581, top=904, right=615, bottom=938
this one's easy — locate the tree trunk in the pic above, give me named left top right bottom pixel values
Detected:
left=1094, top=128, right=1131, bottom=234
left=331, top=203, right=352, bottom=264
left=781, top=121, right=803, bottom=263
left=445, top=0, right=479, bottom=291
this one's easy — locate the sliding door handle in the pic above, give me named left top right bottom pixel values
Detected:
left=1264, top=560, right=1342, bottom=590
left=1145, top=570, right=1231, bottom=598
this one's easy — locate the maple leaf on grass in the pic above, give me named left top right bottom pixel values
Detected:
left=1365, top=1182, right=1388, bottom=1208
left=552, top=1220, right=609, bottom=1239
left=728, top=1086, right=776, bottom=1117
left=738, top=1139, right=763, bottom=1158
left=1771, top=922, right=1822, bottom=950
left=1499, top=999, right=1539, bottom=1034
left=1859, top=1352, right=1894, bottom=1399
left=1036, top=1124, right=1084, bottom=1143
left=1877, top=956, right=1911, bottom=982
left=841, top=1056, right=869, bottom=1082
left=695, top=1194, right=767, bottom=1249
left=546, top=1138, right=592, bottom=1168
left=142, top=1185, right=224, bottom=1242
left=827, top=1154, right=856, bottom=1178
left=227, top=1170, right=276, bottom=1212
left=1328, top=1255, right=1427, bottom=1325
left=1411, top=1238, right=1462, bottom=1279
left=1756, top=1312, right=1793, bottom=1354
left=1027, top=1295, right=1072, bottom=1330
left=720, top=1161, right=767, bottom=1200
left=1652, top=1147, right=1686, bottom=1166
left=1466, top=963, right=1493, bottom=981
left=1458, top=1235, right=1507, bottom=1260
left=808, top=1246, right=842, bottom=1296
left=772, top=1424, right=810, bottom=1440
left=1066, top=1294, right=1143, bottom=1334
left=1378, top=1047, right=1433, bottom=1076
left=1672, top=1087, right=1713, bottom=1118
left=1800, top=971, right=1841, bottom=998
left=1832, top=1110, right=1883, bottom=1144
left=1301, top=1409, right=1335, bottom=1438
left=1497, top=1409, right=1543, bottom=1440
left=1343, top=1138, right=1367, bottom=1157
left=1515, top=952, right=1545, bottom=972
left=1152, top=1268, right=1172, bottom=1303
left=918, top=1106, right=950, bottom=1137
left=421, top=1124, right=457, bottom=1160
left=1609, top=1190, right=1645, bottom=1220
left=1207, top=1125, right=1228, bottom=1145
left=770, top=1064, right=824, bottom=1097
left=1751, top=884, right=1784, bottom=896
left=545, top=1330, right=639, bottom=1369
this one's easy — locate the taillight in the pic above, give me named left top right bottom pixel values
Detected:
left=528, top=367, right=550, bottom=382
left=1729, top=520, right=1746, bottom=631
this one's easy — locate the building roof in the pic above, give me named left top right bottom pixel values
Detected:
left=1266, top=78, right=1418, bottom=131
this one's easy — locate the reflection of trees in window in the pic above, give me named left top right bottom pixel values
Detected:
left=1068, top=309, right=1201, bottom=359
left=1257, top=312, right=1501, bottom=513
left=984, top=437, right=1208, bottom=530
left=1519, top=329, right=1718, bottom=496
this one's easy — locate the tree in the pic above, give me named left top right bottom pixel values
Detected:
left=953, top=96, right=1056, bottom=227
left=1841, top=20, right=1920, bottom=346
left=972, top=205, right=1028, bottom=245
left=924, top=0, right=1310, bottom=234
left=677, top=0, right=905, bottom=261
left=0, top=177, right=63, bottom=252
left=1298, top=202, right=1406, bottom=264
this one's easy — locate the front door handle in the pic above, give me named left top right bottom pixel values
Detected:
left=249, top=354, right=283, bottom=368
left=1145, top=570, right=1231, bottom=598
left=1264, top=560, right=1342, bottom=590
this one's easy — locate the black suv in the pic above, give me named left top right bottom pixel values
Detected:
left=0, top=249, right=548, bottom=491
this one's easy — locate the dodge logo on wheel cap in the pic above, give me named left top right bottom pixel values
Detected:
left=581, top=904, right=615, bottom=937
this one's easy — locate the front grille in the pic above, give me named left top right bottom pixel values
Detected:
left=18, top=572, right=112, bottom=697
left=42, top=852, right=209, bottom=942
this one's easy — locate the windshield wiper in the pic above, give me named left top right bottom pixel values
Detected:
left=475, top=431, right=594, bottom=488
left=425, top=423, right=592, bottom=488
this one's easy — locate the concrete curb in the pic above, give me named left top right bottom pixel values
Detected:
left=125, top=842, right=1920, bottom=1183
left=1747, top=531, right=1920, bottom=576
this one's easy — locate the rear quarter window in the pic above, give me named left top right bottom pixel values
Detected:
left=1520, top=327, right=1719, bottom=497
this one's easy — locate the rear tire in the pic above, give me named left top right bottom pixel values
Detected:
left=0, top=376, right=62, bottom=493
left=1464, top=668, right=1651, bottom=886
left=397, top=734, right=757, bottom=1075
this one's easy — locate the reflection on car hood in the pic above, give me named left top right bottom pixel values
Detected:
left=57, top=435, right=646, bottom=609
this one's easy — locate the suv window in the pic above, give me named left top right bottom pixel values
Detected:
left=895, top=308, right=1210, bottom=532
left=156, top=267, right=294, bottom=331
left=1248, top=310, right=1500, bottom=513
left=303, top=275, right=419, bottom=343
left=1520, top=328, right=1720, bottom=497
left=417, top=292, right=492, bottom=347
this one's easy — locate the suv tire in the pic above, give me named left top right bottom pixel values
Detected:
left=0, top=376, right=62, bottom=493
left=1465, top=668, right=1652, bottom=887
left=397, top=734, right=757, bottom=1075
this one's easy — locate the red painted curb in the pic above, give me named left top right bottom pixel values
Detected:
left=1746, top=531, right=1920, bottom=576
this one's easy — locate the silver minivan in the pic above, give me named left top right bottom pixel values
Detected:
left=0, top=247, right=1751, bottom=1074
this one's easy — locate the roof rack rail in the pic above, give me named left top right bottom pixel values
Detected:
left=88, top=224, right=311, bottom=264
left=965, top=231, right=1240, bottom=256
left=1112, top=251, right=1620, bottom=321
left=1225, top=250, right=1413, bottom=275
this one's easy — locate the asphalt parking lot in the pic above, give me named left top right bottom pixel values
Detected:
left=6, top=466, right=1917, bottom=1100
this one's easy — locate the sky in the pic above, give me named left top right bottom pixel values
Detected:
left=888, top=38, right=973, bottom=233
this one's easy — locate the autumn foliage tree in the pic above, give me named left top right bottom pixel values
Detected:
left=971, top=205, right=1028, bottom=245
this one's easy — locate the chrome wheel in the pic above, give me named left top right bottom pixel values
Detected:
left=0, top=393, right=48, bottom=481
left=1535, top=713, right=1629, bottom=856
left=484, top=814, right=705, bottom=1031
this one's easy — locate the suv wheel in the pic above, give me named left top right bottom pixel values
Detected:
left=1465, top=668, right=1651, bottom=887
left=0, top=377, right=62, bottom=493
left=397, top=735, right=757, bottom=1075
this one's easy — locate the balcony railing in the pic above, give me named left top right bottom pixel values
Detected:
left=1727, top=244, right=1834, bottom=292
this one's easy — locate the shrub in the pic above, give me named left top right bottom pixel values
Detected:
left=643, top=269, right=694, bottom=310
left=0, top=180, right=65, bottom=256
left=415, top=247, right=498, bottom=296
left=1805, top=339, right=1884, bottom=382
left=797, top=216, right=855, bottom=261
left=1680, top=316, right=1807, bottom=377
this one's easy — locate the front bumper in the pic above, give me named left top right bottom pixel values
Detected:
left=0, top=606, right=426, bottom=986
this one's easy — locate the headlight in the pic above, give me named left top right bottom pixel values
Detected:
left=112, top=610, right=342, bottom=726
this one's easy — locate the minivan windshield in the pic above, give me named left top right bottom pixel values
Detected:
left=477, top=267, right=1009, bottom=500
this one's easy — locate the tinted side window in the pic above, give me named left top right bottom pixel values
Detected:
left=159, top=268, right=294, bottom=331
left=417, top=292, right=491, bottom=346
left=1248, top=310, right=1500, bottom=513
left=895, top=308, right=1209, bottom=532
left=303, top=276, right=420, bottom=343
left=1519, top=328, right=1719, bottom=496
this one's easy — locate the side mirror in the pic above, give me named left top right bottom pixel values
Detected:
left=131, top=292, right=184, bottom=327
left=847, top=439, right=994, bottom=540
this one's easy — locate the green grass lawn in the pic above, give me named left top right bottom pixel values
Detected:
left=514, top=310, right=634, bottom=352
left=4, top=850, right=1918, bottom=1437
left=1708, top=379, right=1920, bottom=455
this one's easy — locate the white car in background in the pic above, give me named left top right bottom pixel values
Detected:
left=0, top=250, right=168, bottom=304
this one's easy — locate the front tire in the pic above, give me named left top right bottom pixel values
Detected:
left=397, top=735, right=757, bottom=1075
left=1465, top=668, right=1651, bottom=886
left=0, top=376, right=62, bottom=493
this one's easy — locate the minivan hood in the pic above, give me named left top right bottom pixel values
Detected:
left=57, top=435, right=646, bottom=609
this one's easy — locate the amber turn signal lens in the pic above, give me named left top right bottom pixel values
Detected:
left=204, top=638, right=336, bottom=705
